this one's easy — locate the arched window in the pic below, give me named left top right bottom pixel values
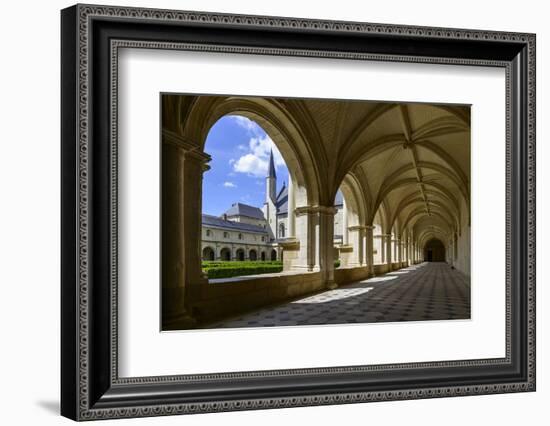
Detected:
left=205, top=229, right=212, bottom=237
left=223, top=231, right=229, bottom=238
left=279, top=223, right=285, bottom=238
left=238, top=233, right=243, bottom=240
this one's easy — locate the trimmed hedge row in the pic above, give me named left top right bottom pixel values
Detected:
left=203, top=260, right=341, bottom=279
left=202, top=260, right=282, bottom=269
left=204, top=262, right=283, bottom=279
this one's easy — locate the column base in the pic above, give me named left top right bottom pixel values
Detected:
left=325, top=280, right=338, bottom=290
left=162, top=312, right=197, bottom=331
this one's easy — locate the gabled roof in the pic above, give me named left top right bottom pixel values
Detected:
left=224, top=202, right=265, bottom=220
left=202, top=214, right=267, bottom=234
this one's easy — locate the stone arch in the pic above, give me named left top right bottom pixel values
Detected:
left=249, top=249, right=257, bottom=261
left=202, top=246, right=215, bottom=261
left=181, top=96, right=321, bottom=206
left=220, top=247, right=231, bottom=261
left=336, top=172, right=369, bottom=267
left=270, top=249, right=277, bottom=261
left=188, top=99, right=324, bottom=274
left=424, top=238, right=446, bottom=262
left=261, top=251, right=266, bottom=261
left=236, top=248, right=245, bottom=261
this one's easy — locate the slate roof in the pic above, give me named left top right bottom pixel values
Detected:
left=224, top=202, right=265, bottom=220
left=202, top=214, right=267, bottom=234
left=276, top=186, right=343, bottom=215
left=275, top=184, right=288, bottom=214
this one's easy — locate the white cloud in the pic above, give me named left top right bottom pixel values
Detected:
left=233, top=154, right=268, bottom=177
left=223, top=181, right=237, bottom=188
left=230, top=115, right=287, bottom=178
left=230, top=116, right=261, bottom=135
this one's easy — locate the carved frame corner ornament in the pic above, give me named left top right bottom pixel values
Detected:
left=61, top=3, right=535, bottom=421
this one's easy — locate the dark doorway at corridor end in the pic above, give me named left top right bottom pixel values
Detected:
left=424, top=238, right=445, bottom=262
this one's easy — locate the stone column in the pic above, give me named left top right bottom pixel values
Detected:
left=318, top=206, right=338, bottom=289
left=348, top=225, right=365, bottom=266
left=161, top=130, right=209, bottom=330
left=365, top=225, right=375, bottom=276
left=380, top=235, right=386, bottom=263
left=386, top=234, right=393, bottom=271
left=397, top=238, right=402, bottom=264
left=403, top=236, right=408, bottom=265
left=448, top=234, right=455, bottom=266
left=289, top=207, right=313, bottom=271
left=287, top=176, right=296, bottom=238
left=385, top=234, right=393, bottom=271
left=342, top=199, right=349, bottom=245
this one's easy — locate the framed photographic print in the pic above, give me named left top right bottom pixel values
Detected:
left=61, top=3, right=536, bottom=421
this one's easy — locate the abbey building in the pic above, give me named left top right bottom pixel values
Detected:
left=201, top=150, right=344, bottom=261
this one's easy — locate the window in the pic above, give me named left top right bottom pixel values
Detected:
left=279, top=223, right=285, bottom=238
left=261, top=236, right=265, bottom=242
left=223, top=231, right=229, bottom=238
left=238, top=233, right=243, bottom=240
left=206, top=229, right=212, bottom=237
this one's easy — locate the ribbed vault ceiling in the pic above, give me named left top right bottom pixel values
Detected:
left=167, top=95, right=470, bottom=245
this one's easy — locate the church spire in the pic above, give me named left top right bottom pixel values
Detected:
left=268, top=149, right=277, bottom=180
left=265, top=149, right=277, bottom=204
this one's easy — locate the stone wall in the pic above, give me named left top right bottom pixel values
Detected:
left=189, top=271, right=323, bottom=324
left=334, top=266, right=370, bottom=285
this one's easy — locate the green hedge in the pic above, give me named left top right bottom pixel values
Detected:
left=203, top=260, right=341, bottom=279
left=203, top=261, right=283, bottom=279
left=202, top=260, right=282, bottom=269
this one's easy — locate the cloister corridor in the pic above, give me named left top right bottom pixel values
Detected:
left=207, top=262, right=470, bottom=329
left=161, top=94, right=472, bottom=330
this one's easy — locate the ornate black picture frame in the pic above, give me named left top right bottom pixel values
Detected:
left=61, top=4, right=536, bottom=421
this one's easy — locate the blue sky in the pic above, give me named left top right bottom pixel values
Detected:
left=202, top=115, right=289, bottom=216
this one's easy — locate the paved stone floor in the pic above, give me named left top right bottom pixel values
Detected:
left=208, top=262, right=471, bottom=329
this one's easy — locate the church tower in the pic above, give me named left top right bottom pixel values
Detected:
left=265, top=149, right=277, bottom=203
left=262, top=149, right=278, bottom=240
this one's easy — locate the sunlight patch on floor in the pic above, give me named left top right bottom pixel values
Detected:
left=292, top=287, right=374, bottom=304
left=365, top=275, right=399, bottom=283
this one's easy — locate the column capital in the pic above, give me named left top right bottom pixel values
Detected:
left=348, top=225, right=367, bottom=232
left=365, top=225, right=375, bottom=230
left=295, top=205, right=337, bottom=216
left=162, top=129, right=212, bottom=164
